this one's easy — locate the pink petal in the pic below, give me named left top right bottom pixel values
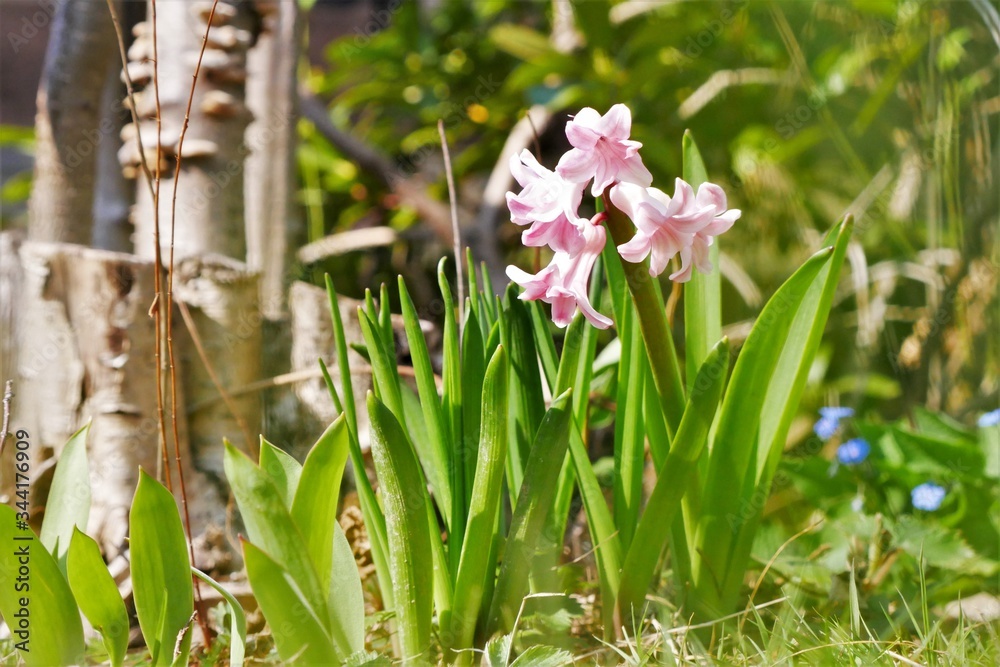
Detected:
left=599, top=104, right=633, bottom=140
left=695, top=182, right=728, bottom=214
left=556, top=148, right=595, bottom=184
left=616, top=233, right=652, bottom=265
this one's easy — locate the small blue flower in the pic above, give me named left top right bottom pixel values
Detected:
left=978, top=408, right=1000, bottom=428
left=837, top=438, right=870, bottom=465
left=820, top=407, right=855, bottom=421
left=911, top=482, right=946, bottom=511
left=814, top=416, right=839, bottom=440
left=813, top=406, right=855, bottom=441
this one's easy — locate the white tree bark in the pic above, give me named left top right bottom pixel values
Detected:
left=245, top=0, right=302, bottom=320
left=27, top=0, right=119, bottom=245
left=122, top=0, right=258, bottom=262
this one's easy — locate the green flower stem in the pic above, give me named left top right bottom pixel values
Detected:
left=602, top=196, right=686, bottom=435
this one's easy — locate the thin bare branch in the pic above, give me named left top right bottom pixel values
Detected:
left=438, top=119, right=464, bottom=335
left=0, top=380, right=13, bottom=458
left=105, top=0, right=171, bottom=488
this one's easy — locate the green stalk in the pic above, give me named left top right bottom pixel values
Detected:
left=602, top=199, right=686, bottom=434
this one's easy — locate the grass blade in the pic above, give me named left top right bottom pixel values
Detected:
left=398, top=277, right=452, bottom=527
left=67, top=528, right=129, bottom=667
left=439, top=258, right=465, bottom=538
left=368, top=391, right=434, bottom=662
left=129, top=470, right=193, bottom=666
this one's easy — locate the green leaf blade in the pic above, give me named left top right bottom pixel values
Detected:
left=129, top=470, right=193, bottom=666
left=67, top=528, right=129, bottom=667
left=0, top=506, right=85, bottom=666
left=39, top=422, right=91, bottom=567
left=367, top=391, right=434, bottom=662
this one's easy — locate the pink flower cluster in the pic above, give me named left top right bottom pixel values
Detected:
left=505, top=104, right=741, bottom=329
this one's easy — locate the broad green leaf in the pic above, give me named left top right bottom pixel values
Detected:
left=682, top=132, right=722, bottom=394
left=325, top=275, right=393, bottom=609
left=129, top=470, right=193, bottom=666
left=242, top=540, right=339, bottom=664
left=449, top=346, right=508, bottom=651
left=258, top=437, right=302, bottom=509
left=223, top=442, right=333, bottom=647
left=367, top=391, right=434, bottom=662
left=489, top=390, right=574, bottom=633
left=617, top=339, right=729, bottom=622
left=40, top=421, right=91, bottom=567
left=67, top=528, right=128, bottom=667
left=192, top=568, right=246, bottom=667
left=694, top=225, right=845, bottom=619
left=399, top=277, right=452, bottom=527
left=0, top=505, right=85, bottom=666
left=290, top=415, right=359, bottom=654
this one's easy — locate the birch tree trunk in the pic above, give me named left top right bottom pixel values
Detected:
left=245, top=0, right=301, bottom=320
left=27, top=0, right=118, bottom=245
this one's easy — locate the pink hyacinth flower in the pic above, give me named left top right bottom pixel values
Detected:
left=556, top=104, right=653, bottom=198
left=672, top=180, right=741, bottom=280
left=611, top=178, right=739, bottom=282
left=505, top=218, right=613, bottom=329
left=506, top=149, right=587, bottom=254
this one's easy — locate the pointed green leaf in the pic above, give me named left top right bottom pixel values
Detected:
left=258, top=437, right=302, bottom=509
left=398, top=277, right=452, bottom=526
left=40, top=422, right=91, bottom=567
left=682, top=132, right=722, bottom=393
left=367, top=391, right=434, bottom=662
left=67, top=528, right=128, bottom=667
left=614, top=303, right=645, bottom=551
left=489, top=389, right=574, bottom=633
left=618, top=338, right=729, bottom=621
left=449, top=346, right=508, bottom=650
left=694, top=234, right=842, bottom=618
left=129, top=470, right=193, bottom=666
left=290, top=415, right=359, bottom=654
left=325, top=276, right=393, bottom=609
left=242, top=540, right=339, bottom=664
left=223, top=442, right=332, bottom=645
left=0, top=506, right=85, bottom=666
left=330, top=520, right=366, bottom=653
